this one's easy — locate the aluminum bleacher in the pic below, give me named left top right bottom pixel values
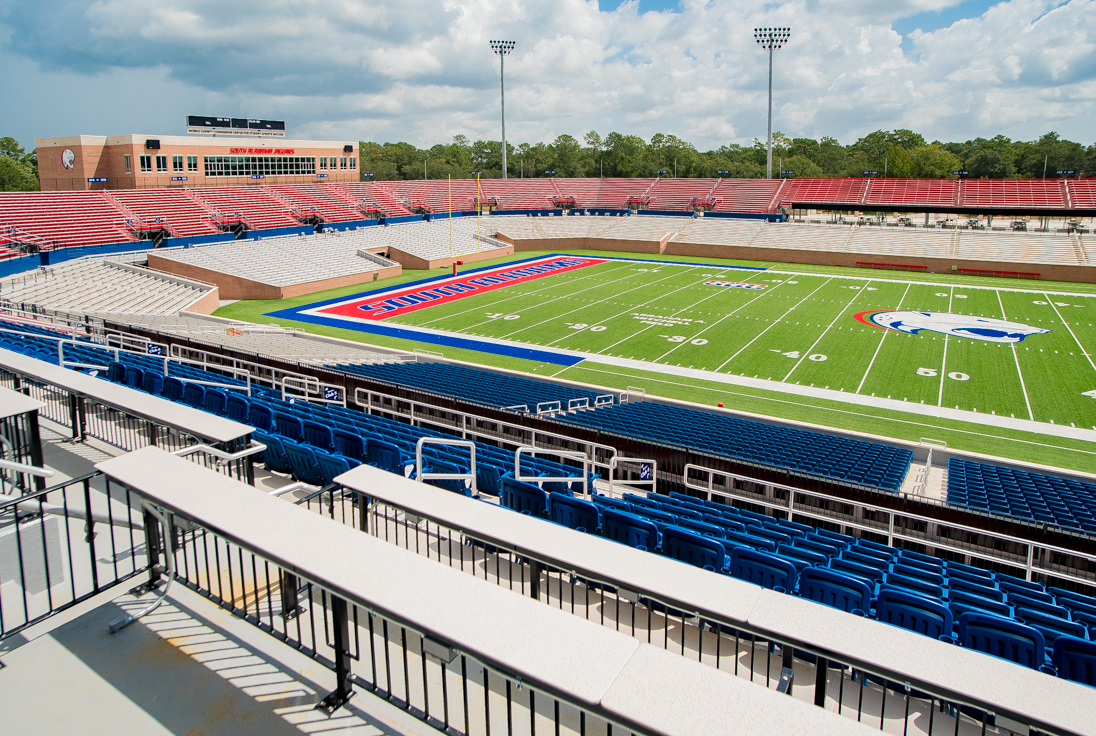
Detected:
left=553, top=177, right=604, bottom=208
left=647, top=178, right=718, bottom=211
left=0, top=191, right=138, bottom=248
left=380, top=179, right=482, bottom=213
left=110, top=188, right=220, bottom=238
left=711, top=178, right=784, bottom=213
left=1068, top=179, right=1096, bottom=210
left=268, top=184, right=364, bottom=223
left=481, top=178, right=558, bottom=210
left=781, top=178, right=869, bottom=208
left=864, top=179, right=960, bottom=209
left=189, top=186, right=300, bottom=230
left=592, top=178, right=656, bottom=208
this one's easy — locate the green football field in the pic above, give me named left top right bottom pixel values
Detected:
left=217, top=250, right=1096, bottom=473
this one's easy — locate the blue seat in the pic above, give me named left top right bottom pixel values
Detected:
left=1049, top=588, right=1096, bottom=611
left=204, top=389, right=228, bottom=417
left=723, top=530, right=776, bottom=552
left=161, top=376, right=185, bottom=403
left=425, top=458, right=473, bottom=496
left=600, top=508, right=658, bottom=551
left=475, top=463, right=508, bottom=496
left=284, top=442, right=323, bottom=485
left=661, top=527, right=727, bottom=572
left=106, top=361, right=126, bottom=383
left=1053, top=635, right=1096, bottom=686
left=997, top=574, right=1044, bottom=594
left=182, top=382, right=206, bottom=409
left=875, top=588, right=953, bottom=640
left=592, top=495, right=631, bottom=512
left=1001, top=582, right=1054, bottom=604
left=729, top=548, right=797, bottom=592
left=225, top=394, right=250, bottom=423
left=949, top=576, right=1005, bottom=602
left=367, top=438, right=408, bottom=475
left=274, top=412, right=304, bottom=442
left=549, top=493, right=600, bottom=533
left=302, top=420, right=335, bottom=451
left=316, top=451, right=361, bottom=486
left=886, top=573, right=944, bottom=601
left=254, top=431, right=293, bottom=475
left=1016, top=608, right=1088, bottom=649
left=948, top=561, right=994, bottom=580
left=332, top=429, right=366, bottom=462
left=891, top=563, right=945, bottom=587
left=948, top=590, right=1013, bottom=621
left=501, top=478, right=549, bottom=518
left=957, top=612, right=1046, bottom=670
left=799, top=568, right=872, bottom=615
left=677, top=518, right=725, bottom=539
left=831, top=557, right=885, bottom=586
left=1010, top=593, right=1071, bottom=620
left=124, top=366, right=145, bottom=390
left=247, top=402, right=275, bottom=433
left=142, top=371, right=163, bottom=396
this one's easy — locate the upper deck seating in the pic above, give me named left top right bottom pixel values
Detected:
left=553, top=178, right=603, bottom=208
left=481, top=179, right=558, bottom=210
left=1067, top=180, right=1096, bottom=210
left=711, top=179, right=784, bottom=213
left=646, top=179, right=717, bottom=211
left=554, top=401, right=912, bottom=491
left=947, top=458, right=1096, bottom=535
left=0, top=191, right=136, bottom=248
left=591, top=179, right=655, bottom=208
left=864, top=179, right=959, bottom=209
left=959, top=180, right=1069, bottom=210
left=380, top=180, right=482, bottom=213
left=333, top=182, right=414, bottom=217
left=781, top=179, right=868, bottom=207
left=110, top=189, right=220, bottom=238
left=190, top=187, right=299, bottom=230
left=268, top=184, right=365, bottom=223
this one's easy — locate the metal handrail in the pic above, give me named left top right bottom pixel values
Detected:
left=415, top=437, right=477, bottom=496
left=515, top=446, right=589, bottom=498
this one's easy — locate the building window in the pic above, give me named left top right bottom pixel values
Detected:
left=140, top=155, right=152, bottom=173
left=340, top=157, right=348, bottom=170
left=319, top=157, right=327, bottom=170
left=173, top=155, right=184, bottom=172
left=187, top=155, right=198, bottom=172
left=156, top=155, right=168, bottom=172
left=124, top=155, right=132, bottom=173
left=350, top=157, right=356, bottom=170
left=203, top=155, right=318, bottom=177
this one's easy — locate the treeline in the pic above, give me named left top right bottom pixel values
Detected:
left=359, top=130, right=1096, bottom=181
left=0, top=138, right=39, bottom=192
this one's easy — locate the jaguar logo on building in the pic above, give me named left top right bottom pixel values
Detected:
left=61, top=149, right=76, bottom=169
left=854, top=310, right=1050, bottom=343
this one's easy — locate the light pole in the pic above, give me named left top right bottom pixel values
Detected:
left=754, top=27, right=791, bottom=180
left=490, top=40, right=516, bottom=179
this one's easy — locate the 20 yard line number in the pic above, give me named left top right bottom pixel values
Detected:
left=918, top=368, right=969, bottom=381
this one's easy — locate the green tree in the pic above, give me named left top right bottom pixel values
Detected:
left=0, top=156, right=39, bottom=191
left=967, top=149, right=1015, bottom=179
left=780, top=155, right=821, bottom=178
left=910, top=144, right=962, bottom=178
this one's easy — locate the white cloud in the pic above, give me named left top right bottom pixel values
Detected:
left=0, top=0, right=1093, bottom=151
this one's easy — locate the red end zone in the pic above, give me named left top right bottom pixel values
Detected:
left=310, top=256, right=608, bottom=321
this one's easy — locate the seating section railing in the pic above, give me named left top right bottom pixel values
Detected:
left=334, top=463, right=1094, bottom=736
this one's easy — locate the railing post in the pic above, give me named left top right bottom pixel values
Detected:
left=814, top=657, right=828, bottom=706
left=529, top=559, right=541, bottom=601
left=83, top=477, right=99, bottom=592
left=778, top=645, right=794, bottom=695
left=143, top=506, right=163, bottom=590
left=316, top=595, right=355, bottom=714
left=279, top=571, right=301, bottom=619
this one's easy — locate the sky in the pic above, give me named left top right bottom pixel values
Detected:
left=0, top=0, right=1093, bottom=153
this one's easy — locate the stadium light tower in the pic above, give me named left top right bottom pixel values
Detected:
left=754, top=27, right=791, bottom=180
left=490, top=40, right=516, bottom=179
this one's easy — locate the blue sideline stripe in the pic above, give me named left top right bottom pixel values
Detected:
left=268, top=311, right=585, bottom=366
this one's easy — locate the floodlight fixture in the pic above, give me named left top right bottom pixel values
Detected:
left=754, top=27, right=791, bottom=180
left=490, top=40, right=517, bottom=179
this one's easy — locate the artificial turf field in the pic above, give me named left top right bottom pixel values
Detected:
left=215, top=249, right=1096, bottom=474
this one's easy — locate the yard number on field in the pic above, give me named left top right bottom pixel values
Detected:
left=918, top=368, right=969, bottom=380
left=485, top=313, right=520, bottom=320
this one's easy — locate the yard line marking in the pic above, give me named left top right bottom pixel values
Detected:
left=584, top=269, right=750, bottom=355
left=784, top=280, right=873, bottom=383
left=653, top=281, right=787, bottom=362
left=1044, top=293, right=1096, bottom=375
left=715, top=278, right=834, bottom=372
left=937, top=286, right=954, bottom=407
left=997, top=289, right=1035, bottom=421
left=415, top=261, right=636, bottom=329
left=856, top=282, right=911, bottom=394
left=500, top=266, right=703, bottom=339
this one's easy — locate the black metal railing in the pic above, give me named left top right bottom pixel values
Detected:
left=0, top=473, right=147, bottom=639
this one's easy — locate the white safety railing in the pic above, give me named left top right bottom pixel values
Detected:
left=515, top=446, right=590, bottom=499
left=608, top=456, right=658, bottom=497
left=415, top=437, right=477, bottom=496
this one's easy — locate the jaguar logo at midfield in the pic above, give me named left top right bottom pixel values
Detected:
left=854, top=311, right=1050, bottom=343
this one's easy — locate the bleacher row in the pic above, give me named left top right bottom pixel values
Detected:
left=4, top=316, right=1096, bottom=684
left=0, top=319, right=593, bottom=498
left=3, top=178, right=1093, bottom=252
left=493, top=483, right=1096, bottom=682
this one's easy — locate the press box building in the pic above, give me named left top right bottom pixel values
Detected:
left=35, top=134, right=359, bottom=191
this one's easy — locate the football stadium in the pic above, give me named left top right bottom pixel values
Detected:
left=3, top=17, right=1096, bottom=736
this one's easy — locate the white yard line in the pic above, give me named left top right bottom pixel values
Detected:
left=937, top=287, right=954, bottom=407
left=653, top=281, right=786, bottom=363
left=856, top=282, right=912, bottom=394
left=1044, top=293, right=1096, bottom=375
left=414, top=260, right=636, bottom=327
left=715, top=278, right=834, bottom=372
left=784, top=280, right=873, bottom=383
left=997, top=290, right=1035, bottom=421
left=498, top=266, right=700, bottom=340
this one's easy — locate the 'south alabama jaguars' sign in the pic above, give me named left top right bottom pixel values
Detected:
left=854, top=311, right=1050, bottom=343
